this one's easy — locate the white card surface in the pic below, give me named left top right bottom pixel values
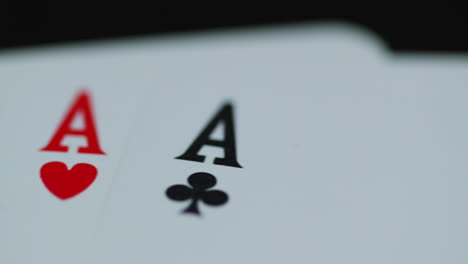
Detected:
left=1, top=23, right=468, bottom=264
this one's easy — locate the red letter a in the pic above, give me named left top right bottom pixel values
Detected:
left=41, top=90, right=106, bottom=155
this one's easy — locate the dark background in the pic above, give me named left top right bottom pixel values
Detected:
left=1, top=5, right=467, bottom=53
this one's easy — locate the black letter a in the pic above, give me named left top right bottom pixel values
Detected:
left=175, top=103, right=242, bottom=168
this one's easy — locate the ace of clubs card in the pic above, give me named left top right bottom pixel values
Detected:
left=89, top=25, right=468, bottom=264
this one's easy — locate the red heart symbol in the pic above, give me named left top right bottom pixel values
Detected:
left=40, top=161, right=97, bottom=200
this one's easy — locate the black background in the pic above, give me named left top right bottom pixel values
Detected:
left=1, top=5, right=467, bottom=53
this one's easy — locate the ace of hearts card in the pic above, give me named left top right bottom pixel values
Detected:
left=0, top=47, right=150, bottom=263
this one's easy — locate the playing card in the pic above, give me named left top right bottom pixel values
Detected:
left=0, top=47, right=149, bottom=263
left=85, top=23, right=454, bottom=264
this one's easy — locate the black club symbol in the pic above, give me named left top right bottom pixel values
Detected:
left=166, top=172, right=228, bottom=215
